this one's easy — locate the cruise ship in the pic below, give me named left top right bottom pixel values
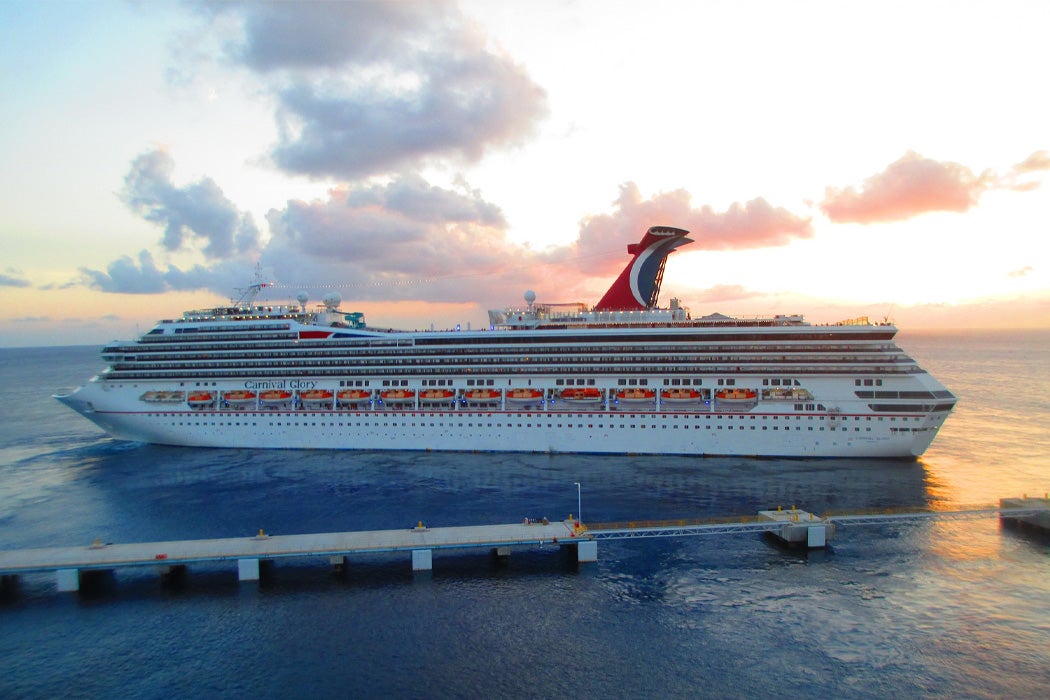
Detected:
left=56, top=226, right=955, bottom=457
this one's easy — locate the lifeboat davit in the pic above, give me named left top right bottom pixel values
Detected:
left=506, top=388, right=543, bottom=404
left=380, top=389, right=416, bottom=403
left=463, top=389, right=502, bottom=403
left=560, top=387, right=603, bottom=403
left=615, top=388, right=656, bottom=403
left=222, top=390, right=257, bottom=408
left=661, top=388, right=702, bottom=404
left=419, top=389, right=456, bottom=403
left=187, top=392, right=215, bottom=409
left=715, top=389, right=757, bottom=403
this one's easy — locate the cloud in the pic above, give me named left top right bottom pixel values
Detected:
left=262, top=179, right=816, bottom=306
left=820, top=151, right=994, bottom=224
left=78, top=250, right=238, bottom=295
left=575, top=183, right=812, bottom=275
left=0, top=271, right=31, bottom=287
left=262, top=174, right=537, bottom=301
left=1008, top=266, right=1033, bottom=278
left=122, top=149, right=260, bottom=259
left=998, top=150, right=1050, bottom=192
left=1013, top=150, right=1050, bottom=173
left=211, top=1, right=547, bottom=179
left=232, top=1, right=448, bottom=72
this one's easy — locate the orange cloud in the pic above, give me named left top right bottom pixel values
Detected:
left=820, top=151, right=992, bottom=224
left=1013, top=150, right=1050, bottom=173
left=574, top=183, right=811, bottom=276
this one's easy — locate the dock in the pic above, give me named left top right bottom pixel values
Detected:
left=999, top=495, right=1050, bottom=532
left=0, top=518, right=585, bottom=592
left=2, top=497, right=1047, bottom=596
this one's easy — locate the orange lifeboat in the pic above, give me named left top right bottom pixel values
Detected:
left=560, top=387, right=603, bottom=403
left=661, top=388, right=702, bottom=404
left=615, top=388, right=656, bottom=402
left=506, top=388, right=543, bottom=404
left=337, top=389, right=372, bottom=405
left=419, top=389, right=456, bottom=403
left=715, top=389, right=757, bottom=403
left=464, top=389, right=502, bottom=403
left=380, top=389, right=416, bottom=403
left=259, top=390, right=293, bottom=405
left=222, top=390, right=257, bottom=408
left=187, top=392, right=215, bottom=409
left=300, top=389, right=334, bottom=409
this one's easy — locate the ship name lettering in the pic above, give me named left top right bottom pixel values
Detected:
left=289, top=379, right=317, bottom=390
left=244, top=380, right=287, bottom=390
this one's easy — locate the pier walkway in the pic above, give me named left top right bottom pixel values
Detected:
left=0, top=519, right=583, bottom=592
left=1, top=497, right=1046, bottom=594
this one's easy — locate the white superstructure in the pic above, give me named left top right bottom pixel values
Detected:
left=56, top=226, right=955, bottom=458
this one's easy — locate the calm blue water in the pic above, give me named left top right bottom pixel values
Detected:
left=1, top=331, right=1048, bottom=698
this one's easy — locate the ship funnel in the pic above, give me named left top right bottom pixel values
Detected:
left=594, top=226, right=692, bottom=311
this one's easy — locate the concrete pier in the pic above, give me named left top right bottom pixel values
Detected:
left=757, top=507, right=832, bottom=548
left=576, top=540, right=598, bottom=562
left=56, top=568, right=79, bottom=592
left=6, top=499, right=1044, bottom=597
left=237, top=558, right=260, bottom=581
left=0, top=518, right=579, bottom=592
left=411, top=549, right=433, bottom=571
left=999, top=495, right=1050, bottom=532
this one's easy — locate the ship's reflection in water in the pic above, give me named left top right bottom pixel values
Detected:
left=33, top=446, right=934, bottom=547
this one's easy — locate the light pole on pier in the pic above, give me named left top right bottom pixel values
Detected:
left=574, top=482, right=581, bottom=524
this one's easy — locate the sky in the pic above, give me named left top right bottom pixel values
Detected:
left=1, top=0, right=1048, bottom=347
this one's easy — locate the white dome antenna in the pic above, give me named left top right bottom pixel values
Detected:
left=323, top=292, right=342, bottom=310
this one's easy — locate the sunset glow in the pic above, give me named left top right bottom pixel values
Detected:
left=1, top=0, right=1047, bottom=347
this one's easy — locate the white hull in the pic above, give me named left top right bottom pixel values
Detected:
left=57, top=383, right=948, bottom=458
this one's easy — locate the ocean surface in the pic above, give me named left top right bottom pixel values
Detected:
left=1, top=329, right=1048, bottom=698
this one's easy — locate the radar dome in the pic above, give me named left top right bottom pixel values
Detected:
left=524, top=290, right=536, bottom=304
left=296, top=291, right=309, bottom=305
left=322, top=292, right=342, bottom=309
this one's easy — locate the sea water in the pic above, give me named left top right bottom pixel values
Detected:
left=1, top=331, right=1048, bottom=698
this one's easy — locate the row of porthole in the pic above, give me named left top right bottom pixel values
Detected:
left=145, top=411, right=919, bottom=421
left=164, top=421, right=887, bottom=434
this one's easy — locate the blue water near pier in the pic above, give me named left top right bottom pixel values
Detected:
left=1, top=331, right=1048, bottom=698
